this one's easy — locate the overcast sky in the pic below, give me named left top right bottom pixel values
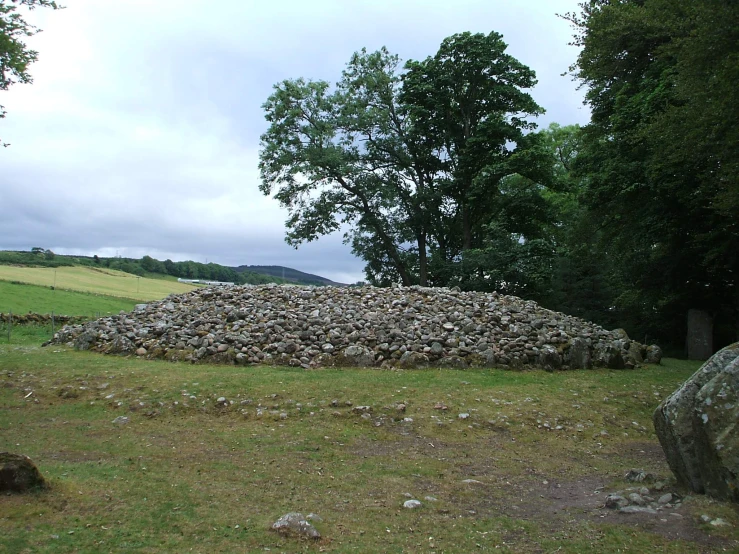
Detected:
left=1, top=0, right=588, bottom=284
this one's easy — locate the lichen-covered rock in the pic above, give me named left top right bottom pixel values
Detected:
left=653, top=342, right=739, bottom=502
left=594, top=343, right=625, bottom=369
left=0, top=453, right=47, bottom=492
left=337, top=345, right=376, bottom=367
left=271, top=512, right=320, bottom=539
left=47, top=284, right=654, bottom=372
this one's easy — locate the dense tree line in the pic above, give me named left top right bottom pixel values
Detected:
left=260, top=1, right=738, bottom=353
left=0, top=250, right=284, bottom=285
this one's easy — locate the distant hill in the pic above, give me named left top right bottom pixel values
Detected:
left=0, top=250, right=345, bottom=288
left=234, top=265, right=346, bottom=287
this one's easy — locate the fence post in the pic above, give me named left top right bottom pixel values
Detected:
left=7, top=311, right=11, bottom=342
left=52, top=311, right=55, bottom=337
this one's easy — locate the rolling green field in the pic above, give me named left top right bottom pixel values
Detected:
left=0, top=280, right=138, bottom=317
left=0, top=266, right=197, bottom=301
left=1, top=341, right=737, bottom=553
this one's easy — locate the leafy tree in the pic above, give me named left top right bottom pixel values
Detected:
left=562, top=0, right=739, bottom=348
left=1, top=0, right=61, bottom=145
left=260, top=33, right=549, bottom=288
left=259, top=48, right=434, bottom=286
left=402, top=32, right=547, bottom=255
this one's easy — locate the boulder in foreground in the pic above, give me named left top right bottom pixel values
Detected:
left=0, top=453, right=47, bottom=493
left=653, top=343, right=739, bottom=502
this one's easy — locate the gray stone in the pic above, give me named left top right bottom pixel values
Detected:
left=645, top=344, right=663, bottom=365
left=339, top=345, right=375, bottom=367
left=398, top=351, right=429, bottom=369
left=568, top=337, right=592, bottom=369
left=438, top=355, right=468, bottom=369
left=271, top=512, right=320, bottom=539
left=653, top=342, right=739, bottom=502
left=619, top=506, right=657, bottom=514
left=73, top=331, right=97, bottom=351
left=604, top=494, right=629, bottom=509
left=594, top=343, right=625, bottom=369
left=539, top=345, right=562, bottom=372
left=624, top=469, right=655, bottom=483
left=106, top=335, right=135, bottom=354
left=112, top=416, right=130, bottom=424
left=403, top=499, right=421, bottom=509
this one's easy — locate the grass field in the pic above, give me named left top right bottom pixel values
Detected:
left=0, top=280, right=138, bottom=317
left=0, top=266, right=197, bottom=302
left=1, top=342, right=736, bottom=553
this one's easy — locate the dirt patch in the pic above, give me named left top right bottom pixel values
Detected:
left=484, top=475, right=737, bottom=551
left=349, top=434, right=737, bottom=551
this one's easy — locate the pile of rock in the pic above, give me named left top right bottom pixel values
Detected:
left=46, top=284, right=662, bottom=371
left=604, top=488, right=682, bottom=515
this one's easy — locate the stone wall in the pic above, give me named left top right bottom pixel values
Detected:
left=46, top=284, right=661, bottom=370
left=0, top=312, right=86, bottom=325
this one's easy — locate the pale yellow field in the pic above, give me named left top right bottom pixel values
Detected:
left=0, top=266, right=197, bottom=301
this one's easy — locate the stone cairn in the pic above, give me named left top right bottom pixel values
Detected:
left=46, top=284, right=661, bottom=371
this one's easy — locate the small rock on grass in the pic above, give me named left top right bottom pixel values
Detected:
left=619, top=506, right=657, bottom=514
left=112, top=416, right=130, bottom=425
left=403, top=500, right=422, bottom=509
left=271, top=513, right=320, bottom=539
left=625, top=469, right=656, bottom=483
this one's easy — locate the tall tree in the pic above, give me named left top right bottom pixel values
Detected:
left=260, top=33, right=550, bottom=289
left=562, top=0, right=739, bottom=349
left=402, top=31, right=547, bottom=255
left=259, top=48, right=430, bottom=286
left=1, top=0, right=61, bottom=145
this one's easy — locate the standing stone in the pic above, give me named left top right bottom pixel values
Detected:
left=653, top=342, right=739, bottom=502
left=568, top=338, right=592, bottom=369
left=687, top=309, right=713, bottom=361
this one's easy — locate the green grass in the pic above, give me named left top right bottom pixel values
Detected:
left=0, top=266, right=197, bottom=301
left=0, top=280, right=138, bottom=317
left=1, top=345, right=737, bottom=553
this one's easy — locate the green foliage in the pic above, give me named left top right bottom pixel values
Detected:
left=259, top=33, right=551, bottom=288
left=0, top=0, right=61, bottom=145
left=561, top=0, right=739, bottom=348
left=0, top=249, right=72, bottom=267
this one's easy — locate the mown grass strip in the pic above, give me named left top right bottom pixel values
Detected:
left=0, top=266, right=196, bottom=301
left=0, top=280, right=138, bottom=317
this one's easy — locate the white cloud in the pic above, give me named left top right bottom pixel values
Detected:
left=1, top=0, right=587, bottom=285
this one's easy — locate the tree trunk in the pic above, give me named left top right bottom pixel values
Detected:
left=686, top=309, right=713, bottom=360
left=418, top=232, right=428, bottom=287
left=462, top=203, right=472, bottom=250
